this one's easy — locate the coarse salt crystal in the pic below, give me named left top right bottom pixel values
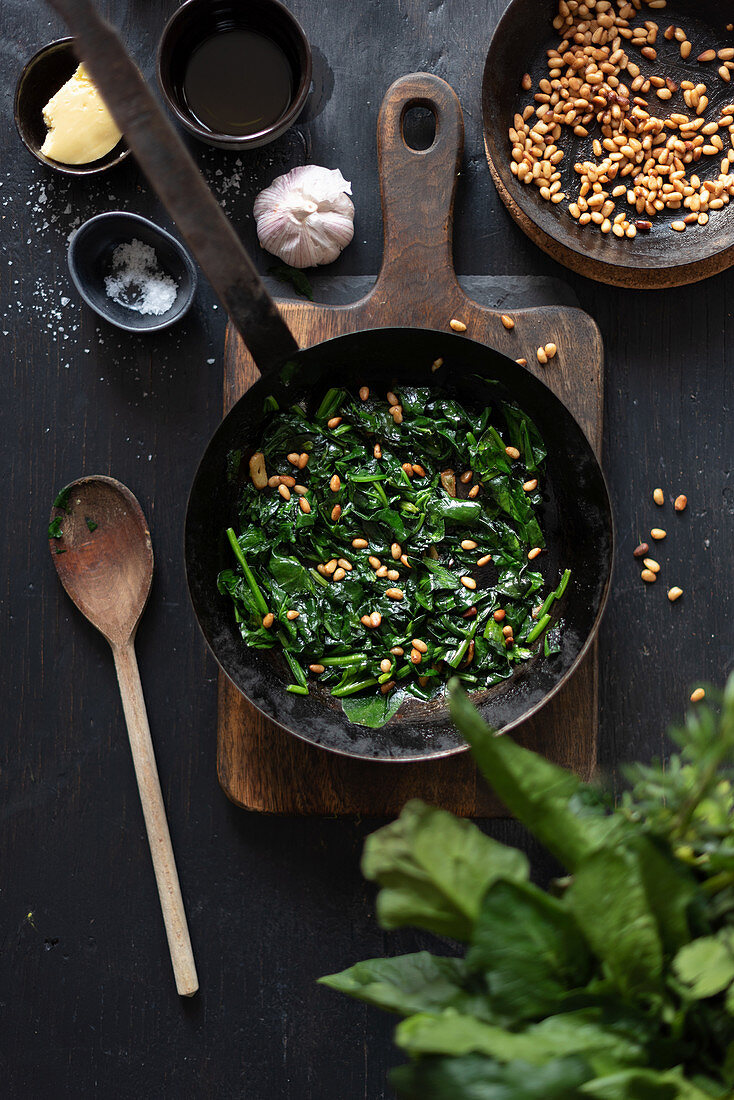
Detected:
left=104, top=239, right=178, bottom=316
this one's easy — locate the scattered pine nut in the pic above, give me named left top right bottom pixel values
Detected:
left=309, top=664, right=325, bottom=674
left=391, top=543, right=402, bottom=560
left=380, top=680, right=396, bottom=694
left=352, top=538, right=369, bottom=549
left=674, top=495, right=688, bottom=512
left=400, top=554, right=412, bottom=568
left=386, top=391, right=399, bottom=406
left=402, top=462, right=414, bottom=478
left=262, top=613, right=274, bottom=629
left=373, top=443, right=382, bottom=459
left=461, top=576, right=477, bottom=590
left=411, top=639, right=428, bottom=654
left=505, top=446, right=521, bottom=460
left=338, top=558, right=353, bottom=571
left=431, top=358, right=443, bottom=372
left=390, top=646, right=404, bottom=657
left=698, top=49, right=716, bottom=63
left=537, top=346, right=548, bottom=365
left=633, top=542, right=649, bottom=558
left=410, top=649, right=422, bottom=665
left=516, top=358, right=528, bottom=367
left=671, top=221, right=687, bottom=232
left=278, top=484, right=291, bottom=501
left=370, top=611, right=382, bottom=628
left=324, top=560, right=337, bottom=575
left=461, top=539, right=478, bottom=550
left=521, top=73, right=532, bottom=92
left=523, top=479, right=538, bottom=493
left=460, top=470, right=474, bottom=484
left=294, top=484, right=308, bottom=496
left=385, top=588, right=404, bottom=600
left=449, top=318, right=467, bottom=332
left=493, top=609, right=506, bottom=622
left=298, top=453, right=309, bottom=469
left=651, top=528, right=667, bottom=540
left=286, top=609, right=300, bottom=620
left=501, top=314, right=516, bottom=330
left=380, top=659, right=392, bottom=674
left=360, top=614, right=371, bottom=627
left=641, top=569, right=657, bottom=583
left=653, top=487, right=664, bottom=505
left=389, top=405, right=404, bottom=424
left=477, top=554, right=492, bottom=567
left=369, top=556, right=381, bottom=569
left=643, top=559, right=660, bottom=573
left=412, top=464, right=426, bottom=477
left=330, top=474, right=341, bottom=492
left=387, top=569, right=400, bottom=581
left=690, top=688, right=706, bottom=703
left=299, top=498, right=311, bottom=514
left=502, top=625, right=514, bottom=639
left=333, top=567, right=346, bottom=582
left=528, top=547, right=542, bottom=560
left=544, top=343, right=557, bottom=360
left=668, top=586, right=683, bottom=602
left=287, top=452, right=300, bottom=466
left=359, top=386, right=369, bottom=401
left=331, top=504, right=342, bottom=522
left=468, top=485, right=480, bottom=498
left=327, top=416, right=342, bottom=428
left=376, top=565, right=388, bottom=578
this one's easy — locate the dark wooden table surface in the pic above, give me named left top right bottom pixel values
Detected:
left=1, top=1, right=732, bottom=1097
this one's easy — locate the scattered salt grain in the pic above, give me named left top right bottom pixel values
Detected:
left=104, top=239, right=178, bottom=316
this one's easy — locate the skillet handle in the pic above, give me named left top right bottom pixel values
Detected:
left=373, top=73, right=464, bottom=305
left=46, top=0, right=299, bottom=374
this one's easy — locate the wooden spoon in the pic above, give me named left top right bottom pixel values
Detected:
left=49, top=476, right=198, bottom=997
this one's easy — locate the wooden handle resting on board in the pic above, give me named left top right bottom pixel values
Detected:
left=112, top=640, right=198, bottom=997
left=45, top=0, right=298, bottom=373
left=372, top=73, right=465, bottom=305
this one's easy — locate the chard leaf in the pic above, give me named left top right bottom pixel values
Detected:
left=362, top=800, right=528, bottom=941
left=672, top=931, right=734, bottom=1000
left=566, top=848, right=663, bottom=998
left=466, top=880, right=591, bottom=1022
left=390, top=1053, right=591, bottom=1100
left=318, top=953, right=490, bottom=1019
left=449, top=682, right=618, bottom=870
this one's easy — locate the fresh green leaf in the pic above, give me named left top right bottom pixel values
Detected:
left=48, top=517, right=64, bottom=539
left=390, top=1053, right=592, bottom=1100
left=340, top=688, right=406, bottom=728
left=579, top=1067, right=722, bottom=1100
left=267, top=263, right=315, bottom=300
left=672, top=931, right=734, bottom=1000
left=53, top=486, right=71, bottom=513
left=85, top=517, right=98, bottom=533
left=362, top=800, right=528, bottom=941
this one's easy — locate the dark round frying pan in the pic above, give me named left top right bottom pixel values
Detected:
left=50, top=0, right=613, bottom=762
left=483, top=0, right=734, bottom=289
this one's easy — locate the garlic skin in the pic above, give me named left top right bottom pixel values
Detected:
left=253, top=165, right=355, bottom=268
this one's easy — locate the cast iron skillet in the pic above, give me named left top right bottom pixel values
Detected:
left=50, top=0, right=613, bottom=761
left=483, top=0, right=734, bottom=289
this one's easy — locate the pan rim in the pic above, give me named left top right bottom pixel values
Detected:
left=184, top=325, right=614, bottom=763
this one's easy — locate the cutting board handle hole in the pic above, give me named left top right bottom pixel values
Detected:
left=401, top=103, right=437, bottom=152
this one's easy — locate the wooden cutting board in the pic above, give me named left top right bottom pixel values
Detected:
left=218, top=74, right=604, bottom=816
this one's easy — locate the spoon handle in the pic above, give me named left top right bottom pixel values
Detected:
left=112, top=640, right=198, bottom=997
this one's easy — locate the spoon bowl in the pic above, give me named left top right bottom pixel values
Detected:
left=50, top=475, right=153, bottom=645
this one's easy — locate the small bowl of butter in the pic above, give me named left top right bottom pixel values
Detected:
left=15, top=38, right=129, bottom=176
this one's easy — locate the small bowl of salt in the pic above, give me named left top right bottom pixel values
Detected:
left=67, top=211, right=197, bottom=333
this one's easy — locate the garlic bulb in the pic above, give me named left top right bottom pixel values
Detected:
left=253, top=165, right=354, bottom=268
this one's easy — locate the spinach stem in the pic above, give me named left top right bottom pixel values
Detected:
left=226, top=529, right=269, bottom=616
left=331, top=678, right=378, bottom=698
left=526, top=613, right=551, bottom=645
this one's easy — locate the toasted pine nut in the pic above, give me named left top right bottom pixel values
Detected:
left=370, top=611, right=382, bottom=628
left=391, top=543, right=402, bottom=560
left=262, top=613, right=274, bottom=629
left=674, top=495, right=688, bottom=512
left=643, top=558, right=660, bottom=573
left=493, top=609, right=506, bottom=622
left=516, top=358, right=527, bottom=366
left=298, top=452, right=309, bottom=469
left=286, top=609, right=299, bottom=620
left=331, top=504, right=342, bottom=522
left=380, top=680, right=396, bottom=694
left=544, top=343, right=557, bottom=359
left=385, top=569, right=399, bottom=581
left=523, top=479, right=538, bottom=492
left=359, top=386, right=369, bottom=401
left=461, top=576, right=477, bottom=590
left=653, top=487, right=664, bottom=505
left=268, top=475, right=281, bottom=488
left=501, top=314, right=515, bottom=330
left=468, top=485, right=480, bottom=498
left=386, top=391, right=399, bottom=406
left=668, top=586, right=683, bottom=602
left=641, top=569, right=657, bottom=583
left=537, top=346, right=548, bottom=365
left=386, top=588, right=404, bottom=600
left=431, top=358, right=443, bottom=372
left=698, top=49, right=716, bottom=62
left=633, top=543, right=649, bottom=558
left=449, top=318, right=467, bottom=332
left=299, top=498, right=311, bottom=514
left=504, top=637, right=514, bottom=649
left=368, top=556, right=381, bottom=569
left=505, top=446, right=520, bottom=460
left=502, top=625, right=514, bottom=638
left=287, top=452, right=300, bottom=466
left=280, top=476, right=296, bottom=487
left=352, top=538, right=368, bottom=549
left=338, top=558, right=352, bottom=571
left=309, top=664, right=325, bottom=674
left=327, top=416, right=342, bottom=428
left=462, top=606, right=477, bottom=618
left=460, top=470, right=473, bottom=484
left=373, top=443, right=382, bottom=459
left=412, top=464, right=426, bottom=477
left=330, top=474, right=341, bottom=492
left=461, top=539, right=478, bottom=550
left=400, top=554, right=411, bottom=569
left=411, top=639, right=428, bottom=654
left=690, top=688, right=706, bottom=703
left=294, top=484, right=308, bottom=495
left=324, top=559, right=337, bottom=575
left=389, top=406, right=403, bottom=424
left=528, top=547, right=542, bottom=560
left=376, top=565, right=388, bottom=578
left=278, top=484, right=291, bottom=501
left=333, top=568, right=346, bottom=582
left=402, top=462, right=414, bottom=478
left=390, top=646, right=404, bottom=657
left=477, top=554, right=492, bottom=567
left=410, top=649, right=422, bottom=665
left=380, top=659, right=392, bottom=674
left=651, top=528, right=667, bottom=540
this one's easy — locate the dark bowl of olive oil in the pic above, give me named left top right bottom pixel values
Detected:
left=157, top=0, right=312, bottom=150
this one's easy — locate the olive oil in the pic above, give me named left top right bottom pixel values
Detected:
left=182, top=29, right=293, bottom=136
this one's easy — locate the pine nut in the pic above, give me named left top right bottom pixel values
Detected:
left=294, top=485, right=308, bottom=495
left=327, top=416, right=342, bottom=428
left=389, top=406, right=403, bottom=424
left=298, top=453, right=309, bottom=469
left=400, top=554, right=411, bottom=569
left=360, top=614, right=371, bottom=627
left=386, top=391, right=399, bottom=406
left=359, top=386, right=369, bottom=401
left=376, top=565, right=388, bottom=578
left=477, top=554, right=492, bottom=567
left=431, top=358, right=443, bottom=372
left=690, top=688, right=706, bottom=703
left=641, top=569, right=657, bottom=583
left=287, top=452, right=300, bottom=466
left=502, top=625, right=514, bottom=639
left=333, top=568, right=346, bottom=582
left=461, top=576, right=477, bottom=590
left=331, top=504, right=342, bottom=522
left=286, top=609, right=299, bottom=620
left=643, top=559, right=660, bottom=573
left=380, top=659, right=392, bottom=674
left=544, top=343, right=557, bottom=359
left=338, top=558, right=352, bottom=571
left=299, top=498, right=311, bottom=514
left=278, top=484, right=291, bottom=501
left=410, top=649, right=422, bottom=665
left=461, top=539, right=478, bottom=550
left=387, top=569, right=400, bottom=581
left=501, top=314, right=516, bottom=330
left=373, top=443, right=382, bottom=459
left=460, top=470, right=474, bottom=484
left=468, top=485, right=480, bottom=498
left=667, top=587, right=683, bottom=602
left=449, top=318, right=467, bottom=332
left=309, top=664, right=324, bottom=674
left=385, top=588, right=404, bottom=600
left=402, top=462, right=414, bottom=478
left=380, top=681, right=396, bottom=694
left=523, top=479, right=538, bottom=492
left=352, top=538, right=368, bottom=549
left=262, top=613, right=274, bottom=628
left=330, top=474, right=341, bottom=492
left=651, top=528, right=667, bottom=540
left=633, top=543, right=649, bottom=558
left=411, top=639, right=428, bottom=654
left=493, top=609, right=506, bottom=622
left=324, top=560, right=337, bottom=575
left=391, top=543, right=402, bottom=560
left=412, top=464, right=426, bottom=477
left=653, top=487, right=664, bottom=505
left=505, top=446, right=521, bottom=460
left=370, top=612, right=382, bottom=628
left=537, top=346, right=548, bottom=365
left=390, top=646, right=404, bottom=657
left=698, top=49, right=716, bottom=63
left=369, top=556, right=381, bottom=569
left=528, top=547, right=542, bottom=560
left=674, top=495, right=688, bottom=512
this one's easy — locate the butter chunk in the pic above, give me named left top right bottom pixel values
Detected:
left=41, top=63, right=122, bottom=165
